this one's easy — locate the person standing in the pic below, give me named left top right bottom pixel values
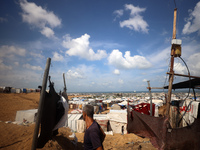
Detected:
left=83, top=104, right=106, bottom=150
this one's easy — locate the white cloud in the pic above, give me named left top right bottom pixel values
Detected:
left=187, top=53, right=200, bottom=75
left=108, top=49, right=151, bottom=69
left=148, top=46, right=170, bottom=67
left=174, top=62, right=187, bottom=74
left=52, top=52, right=64, bottom=61
left=172, top=53, right=200, bottom=77
left=119, top=4, right=149, bottom=33
left=0, top=45, right=26, bottom=58
left=23, top=63, right=42, bottom=71
left=143, top=79, right=148, bottom=82
left=66, top=69, right=84, bottom=79
left=125, top=4, right=146, bottom=16
left=182, top=2, right=200, bottom=35
left=0, top=59, right=12, bottom=70
left=113, top=69, right=120, bottom=75
left=40, top=27, right=55, bottom=38
left=113, top=9, right=123, bottom=21
left=62, top=34, right=107, bottom=61
left=19, top=0, right=61, bottom=38
left=30, top=52, right=44, bottom=59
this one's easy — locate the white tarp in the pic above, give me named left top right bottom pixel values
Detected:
left=53, top=96, right=69, bottom=130
left=15, top=109, right=38, bottom=123
left=68, top=114, right=82, bottom=132
left=180, top=100, right=199, bottom=127
left=107, top=111, right=127, bottom=134
left=109, top=121, right=127, bottom=134
left=152, top=99, right=163, bottom=107
left=77, top=119, right=86, bottom=133
left=118, top=100, right=128, bottom=106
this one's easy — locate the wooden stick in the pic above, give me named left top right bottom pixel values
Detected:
left=31, top=58, right=51, bottom=150
left=166, top=72, right=200, bottom=79
left=63, top=73, right=67, bottom=92
left=147, top=81, right=153, bottom=116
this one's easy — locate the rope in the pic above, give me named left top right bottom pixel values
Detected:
left=174, top=0, right=177, bottom=8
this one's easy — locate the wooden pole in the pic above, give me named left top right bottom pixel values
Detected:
left=166, top=72, right=200, bottom=79
left=31, top=58, right=51, bottom=150
left=172, top=8, right=177, bottom=39
left=63, top=73, right=67, bottom=92
left=146, top=87, right=164, bottom=89
left=147, top=81, right=153, bottom=116
left=166, top=8, right=177, bottom=117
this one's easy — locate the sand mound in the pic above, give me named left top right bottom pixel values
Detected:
left=0, top=93, right=156, bottom=150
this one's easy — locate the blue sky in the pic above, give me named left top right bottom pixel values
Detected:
left=0, top=0, right=200, bottom=92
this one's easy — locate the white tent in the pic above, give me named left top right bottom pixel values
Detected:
left=68, top=114, right=82, bottom=132
left=107, top=110, right=127, bottom=134
left=118, top=100, right=128, bottom=106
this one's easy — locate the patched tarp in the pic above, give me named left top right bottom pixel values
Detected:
left=37, top=81, right=65, bottom=148
left=127, top=110, right=200, bottom=150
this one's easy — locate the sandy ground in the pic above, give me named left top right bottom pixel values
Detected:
left=0, top=93, right=157, bottom=150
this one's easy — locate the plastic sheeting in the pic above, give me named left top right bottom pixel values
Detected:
left=53, top=96, right=69, bottom=130
left=77, top=119, right=86, bottom=133
left=127, top=110, right=200, bottom=150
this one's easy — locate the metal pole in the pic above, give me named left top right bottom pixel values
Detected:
left=31, top=58, right=51, bottom=150
left=147, top=81, right=152, bottom=116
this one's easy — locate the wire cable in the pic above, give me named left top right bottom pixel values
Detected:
left=177, top=56, right=193, bottom=126
left=179, top=56, right=191, bottom=101
left=174, top=0, right=177, bottom=8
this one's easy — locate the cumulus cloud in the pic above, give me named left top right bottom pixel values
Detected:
left=174, top=53, right=200, bottom=76
left=0, top=45, right=26, bottom=58
left=108, top=49, right=151, bottom=69
left=62, top=34, right=107, bottom=61
left=113, top=69, right=120, bottom=75
left=66, top=69, right=84, bottom=79
left=19, top=0, right=61, bottom=38
left=115, top=4, right=149, bottom=33
left=40, top=27, right=55, bottom=38
left=23, top=63, right=42, bottom=71
left=52, top=52, right=64, bottom=61
left=182, top=1, right=200, bottom=35
left=174, top=62, right=187, bottom=74
left=187, top=53, right=200, bottom=75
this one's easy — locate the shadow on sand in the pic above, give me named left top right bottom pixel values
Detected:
left=53, top=135, right=84, bottom=150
